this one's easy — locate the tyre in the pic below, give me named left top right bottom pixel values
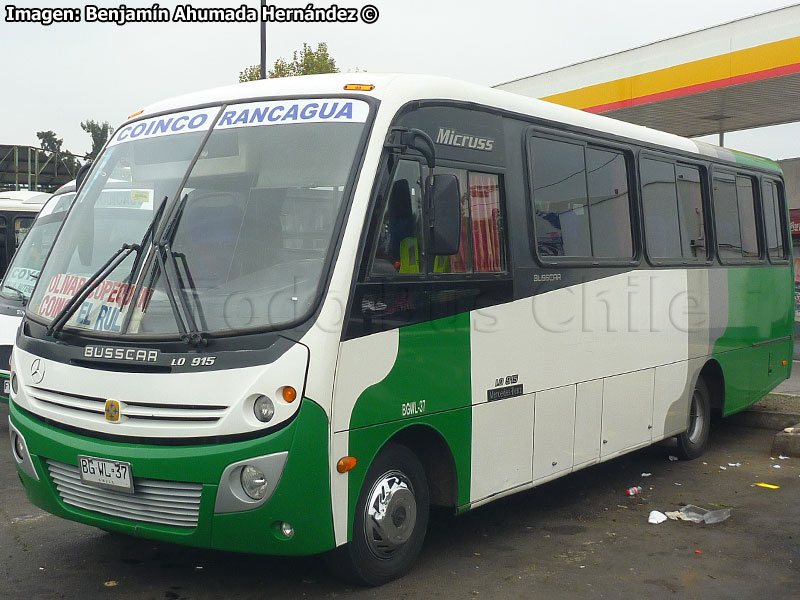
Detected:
left=675, top=377, right=711, bottom=460
left=326, top=443, right=430, bottom=586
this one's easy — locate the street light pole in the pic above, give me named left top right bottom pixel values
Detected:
left=260, top=0, right=267, bottom=79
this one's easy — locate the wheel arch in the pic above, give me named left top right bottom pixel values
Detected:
left=386, top=424, right=459, bottom=508
left=699, top=359, right=725, bottom=419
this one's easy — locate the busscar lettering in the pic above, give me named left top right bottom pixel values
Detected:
left=84, top=346, right=159, bottom=363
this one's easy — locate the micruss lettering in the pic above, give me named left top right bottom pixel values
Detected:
left=436, top=128, right=495, bottom=152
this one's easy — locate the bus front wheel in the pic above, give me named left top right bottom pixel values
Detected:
left=675, top=377, right=711, bottom=460
left=327, top=443, right=430, bottom=586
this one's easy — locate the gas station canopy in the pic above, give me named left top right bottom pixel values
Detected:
left=495, top=4, right=800, bottom=138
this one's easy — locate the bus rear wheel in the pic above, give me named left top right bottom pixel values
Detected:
left=326, top=443, right=430, bottom=586
left=675, top=377, right=711, bottom=460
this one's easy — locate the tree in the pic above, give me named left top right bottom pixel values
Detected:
left=239, top=42, right=339, bottom=82
left=81, top=120, right=114, bottom=161
left=36, top=130, right=64, bottom=154
left=36, top=129, right=80, bottom=176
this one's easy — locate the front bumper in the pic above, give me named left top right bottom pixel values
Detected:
left=9, top=398, right=334, bottom=556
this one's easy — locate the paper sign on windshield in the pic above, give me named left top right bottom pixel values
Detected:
left=37, top=274, right=153, bottom=333
left=108, top=98, right=368, bottom=147
left=4, top=267, right=40, bottom=297
left=107, top=108, right=219, bottom=148
left=216, top=98, right=369, bottom=130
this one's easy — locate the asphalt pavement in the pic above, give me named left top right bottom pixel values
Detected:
left=2, top=401, right=799, bottom=599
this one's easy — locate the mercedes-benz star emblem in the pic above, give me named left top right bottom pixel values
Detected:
left=30, top=359, right=45, bottom=384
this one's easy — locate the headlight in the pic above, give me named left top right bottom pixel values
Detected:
left=253, top=395, right=275, bottom=423
left=240, top=465, right=268, bottom=500
left=11, top=371, right=18, bottom=395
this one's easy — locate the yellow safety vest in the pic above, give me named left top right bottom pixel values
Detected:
left=399, top=238, right=450, bottom=273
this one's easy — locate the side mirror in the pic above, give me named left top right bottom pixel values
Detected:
left=75, top=162, right=92, bottom=192
left=427, top=174, right=461, bottom=256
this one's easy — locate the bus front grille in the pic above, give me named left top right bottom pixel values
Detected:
left=30, top=386, right=227, bottom=424
left=46, top=460, right=203, bottom=528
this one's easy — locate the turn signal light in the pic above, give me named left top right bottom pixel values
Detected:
left=337, top=456, right=358, bottom=473
left=782, top=360, right=788, bottom=366
left=128, top=109, right=144, bottom=119
left=282, top=386, right=297, bottom=403
left=343, top=84, right=375, bottom=91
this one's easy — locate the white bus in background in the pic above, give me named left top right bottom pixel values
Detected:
left=0, top=190, right=51, bottom=277
left=0, top=182, right=76, bottom=399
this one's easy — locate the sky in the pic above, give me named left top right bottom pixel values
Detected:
left=2, top=0, right=799, bottom=158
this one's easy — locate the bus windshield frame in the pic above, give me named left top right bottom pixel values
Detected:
left=25, top=96, right=376, bottom=341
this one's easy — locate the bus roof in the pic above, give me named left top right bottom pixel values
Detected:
left=0, top=190, right=50, bottom=204
left=0, top=198, right=46, bottom=212
left=132, top=73, right=781, bottom=174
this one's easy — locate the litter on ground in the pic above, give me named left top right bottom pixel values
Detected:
left=664, top=505, right=731, bottom=524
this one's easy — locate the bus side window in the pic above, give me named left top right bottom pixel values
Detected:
left=370, top=160, right=425, bottom=276
left=0, top=216, right=7, bottom=272
left=427, top=167, right=505, bottom=274
left=642, top=158, right=681, bottom=260
left=736, top=176, right=759, bottom=258
left=468, top=172, right=503, bottom=272
left=762, top=180, right=787, bottom=262
left=713, top=173, right=743, bottom=260
left=676, top=165, right=707, bottom=260
left=15, top=216, right=34, bottom=248
left=529, top=135, right=633, bottom=261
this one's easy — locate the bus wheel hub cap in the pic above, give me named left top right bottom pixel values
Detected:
left=364, top=471, right=416, bottom=559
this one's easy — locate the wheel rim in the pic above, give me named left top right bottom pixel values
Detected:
left=363, top=470, right=417, bottom=560
left=687, top=389, right=705, bottom=444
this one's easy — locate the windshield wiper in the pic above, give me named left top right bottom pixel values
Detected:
left=153, top=194, right=207, bottom=347
left=46, top=243, right=141, bottom=337
left=3, top=284, right=27, bottom=305
left=119, top=196, right=168, bottom=309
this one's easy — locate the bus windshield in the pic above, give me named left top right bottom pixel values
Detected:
left=0, top=192, right=75, bottom=303
left=27, top=99, right=369, bottom=337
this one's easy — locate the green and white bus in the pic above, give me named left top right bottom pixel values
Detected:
left=8, top=74, right=792, bottom=585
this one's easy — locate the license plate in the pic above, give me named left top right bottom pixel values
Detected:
left=78, top=455, right=134, bottom=493
left=3, top=380, right=8, bottom=395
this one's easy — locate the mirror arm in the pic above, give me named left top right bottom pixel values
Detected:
left=385, top=127, right=436, bottom=175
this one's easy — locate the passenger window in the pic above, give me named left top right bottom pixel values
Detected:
left=586, top=148, right=632, bottom=258
left=468, top=172, right=503, bottom=272
left=676, top=165, right=707, bottom=260
left=762, top=180, right=787, bottom=261
left=529, top=135, right=632, bottom=260
left=530, top=136, right=590, bottom=257
left=371, top=160, right=425, bottom=276
left=736, top=176, right=759, bottom=258
left=14, top=217, right=35, bottom=248
left=370, top=162, right=505, bottom=277
left=713, top=173, right=742, bottom=260
left=0, top=217, right=6, bottom=270
left=642, top=158, right=682, bottom=260
left=713, top=173, right=760, bottom=261
left=641, top=159, right=707, bottom=262
left=434, top=168, right=471, bottom=274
